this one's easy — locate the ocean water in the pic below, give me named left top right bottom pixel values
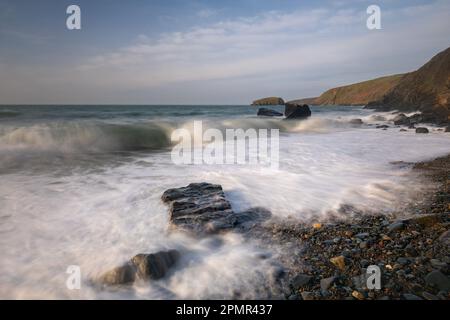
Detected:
left=0, top=104, right=449, bottom=299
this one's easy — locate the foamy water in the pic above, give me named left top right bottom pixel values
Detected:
left=0, top=105, right=449, bottom=299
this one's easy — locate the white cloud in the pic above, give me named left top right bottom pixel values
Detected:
left=1, top=0, right=450, bottom=104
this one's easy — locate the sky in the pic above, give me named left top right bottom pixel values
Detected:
left=0, top=0, right=449, bottom=104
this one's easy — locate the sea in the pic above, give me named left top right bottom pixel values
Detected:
left=0, top=104, right=449, bottom=299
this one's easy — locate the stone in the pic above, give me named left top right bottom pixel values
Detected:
left=300, top=291, right=314, bottom=300
left=397, top=257, right=410, bottom=265
left=376, top=125, right=389, bottom=129
left=284, top=103, right=312, bottom=119
left=445, top=125, right=450, bottom=132
left=400, top=129, right=407, bottom=132
left=387, top=221, right=405, bottom=233
left=349, top=118, right=363, bottom=125
left=402, top=293, right=422, bottom=300
left=312, top=223, right=322, bottom=229
left=330, top=255, right=346, bottom=270
left=415, top=127, right=429, bottom=134
left=132, top=250, right=180, bottom=280
left=430, top=259, right=447, bottom=270
left=291, top=274, right=313, bottom=290
left=351, top=290, right=365, bottom=300
left=320, top=276, right=336, bottom=292
left=393, top=113, right=410, bottom=125
left=256, top=108, right=283, bottom=117
left=424, top=270, right=450, bottom=291
left=422, top=292, right=439, bottom=300
left=98, top=262, right=136, bottom=286
left=355, top=232, right=370, bottom=239
left=98, top=250, right=180, bottom=286
left=438, top=230, right=450, bottom=246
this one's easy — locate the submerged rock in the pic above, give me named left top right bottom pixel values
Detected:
left=162, top=182, right=271, bottom=235
left=257, top=108, right=283, bottom=117
left=284, top=103, right=312, bottom=119
left=349, top=118, right=363, bottom=125
left=393, top=113, right=410, bottom=125
left=98, top=250, right=180, bottom=286
left=416, top=127, right=429, bottom=134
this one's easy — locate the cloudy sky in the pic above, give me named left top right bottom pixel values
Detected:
left=0, top=0, right=449, bottom=104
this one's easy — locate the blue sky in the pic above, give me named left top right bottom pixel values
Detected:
left=0, top=0, right=449, bottom=104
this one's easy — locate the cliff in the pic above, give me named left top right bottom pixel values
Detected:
left=312, top=74, right=405, bottom=106
left=367, top=47, right=450, bottom=124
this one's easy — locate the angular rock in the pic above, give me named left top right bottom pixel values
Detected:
left=330, top=255, right=346, bottom=270
left=284, top=103, right=312, bottom=119
left=424, top=270, right=450, bottom=291
left=300, top=291, right=314, bottom=300
left=162, top=183, right=270, bottom=234
left=257, top=108, right=283, bottom=117
left=438, top=230, right=450, bottom=246
left=393, top=113, right=410, bottom=125
left=320, top=276, right=336, bottom=292
left=291, top=274, right=312, bottom=290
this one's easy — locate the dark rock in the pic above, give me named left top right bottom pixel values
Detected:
left=284, top=103, right=312, bottom=119
left=399, top=129, right=407, bottom=132
left=349, top=118, right=363, bottom=125
left=300, top=291, right=314, bottom=300
left=430, top=259, right=447, bottom=270
left=393, top=113, right=410, bottom=125
left=257, top=108, right=283, bottom=117
left=387, top=221, right=405, bottom=233
left=320, top=276, right=336, bottom=292
left=405, top=244, right=418, bottom=257
left=376, top=125, right=389, bottom=129
left=422, top=292, right=439, bottom=300
left=132, top=250, right=180, bottom=280
left=291, top=274, right=312, bottom=290
left=402, top=293, right=423, bottom=300
left=424, top=270, right=450, bottom=291
left=98, top=250, right=180, bottom=286
left=415, top=127, right=429, bottom=134
left=161, top=183, right=270, bottom=234
left=355, top=232, right=370, bottom=239
left=445, top=125, right=450, bottom=132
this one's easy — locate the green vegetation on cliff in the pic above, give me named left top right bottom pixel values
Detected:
left=251, top=97, right=285, bottom=106
left=312, top=74, right=405, bottom=106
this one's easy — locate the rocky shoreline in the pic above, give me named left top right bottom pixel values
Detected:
left=96, top=154, right=449, bottom=300
left=264, top=154, right=450, bottom=300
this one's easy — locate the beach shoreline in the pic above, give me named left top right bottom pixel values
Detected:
left=260, top=154, right=450, bottom=300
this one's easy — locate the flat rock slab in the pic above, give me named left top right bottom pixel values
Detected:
left=162, top=182, right=271, bottom=235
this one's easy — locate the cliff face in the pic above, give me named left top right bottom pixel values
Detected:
left=312, top=74, right=405, bottom=106
left=367, top=47, right=450, bottom=124
left=251, top=97, right=285, bottom=106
